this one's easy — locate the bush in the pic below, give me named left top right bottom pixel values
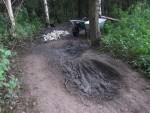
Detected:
left=0, top=47, right=18, bottom=104
left=0, top=8, right=44, bottom=46
left=14, top=8, right=43, bottom=39
left=102, top=2, right=150, bottom=78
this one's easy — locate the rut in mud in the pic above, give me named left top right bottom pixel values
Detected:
left=18, top=23, right=150, bottom=113
left=39, top=24, right=122, bottom=100
left=54, top=41, right=122, bottom=100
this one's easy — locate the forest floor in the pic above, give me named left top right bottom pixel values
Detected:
left=13, top=23, right=150, bottom=113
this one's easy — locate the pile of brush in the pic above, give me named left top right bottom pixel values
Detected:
left=43, top=30, right=70, bottom=42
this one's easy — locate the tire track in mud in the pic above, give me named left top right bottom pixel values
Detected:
left=54, top=41, right=122, bottom=101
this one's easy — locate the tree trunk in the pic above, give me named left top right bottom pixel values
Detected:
left=98, top=0, right=102, bottom=16
left=5, top=0, right=15, bottom=32
left=89, top=0, right=100, bottom=45
left=43, top=0, right=50, bottom=25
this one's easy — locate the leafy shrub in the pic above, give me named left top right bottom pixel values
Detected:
left=0, top=7, right=44, bottom=46
left=102, top=2, right=150, bottom=78
left=0, top=15, right=7, bottom=35
left=0, top=48, right=18, bottom=104
left=15, top=8, right=43, bottom=38
left=0, top=14, right=9, bottom=45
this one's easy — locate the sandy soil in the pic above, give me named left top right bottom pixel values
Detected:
left=17, top=24, right=150, bottom=113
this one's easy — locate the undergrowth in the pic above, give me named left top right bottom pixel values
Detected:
left=0, top=7, right=44, bottom=46
left=0, top=48, right=18, bottom=110
left=102, top=2, right=150, bottom=78
left=15, top=8, right=43, bottom=38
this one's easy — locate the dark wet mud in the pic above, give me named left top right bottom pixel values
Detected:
left=33, top=38, right=122, bottom=101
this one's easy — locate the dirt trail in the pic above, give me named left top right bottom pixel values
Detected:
left=18, top=24, right=150, bottom=113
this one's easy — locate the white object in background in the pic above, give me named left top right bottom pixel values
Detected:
left=43, top=30, right=70, bottom=42
left=85, top=18, right=107, bottom=30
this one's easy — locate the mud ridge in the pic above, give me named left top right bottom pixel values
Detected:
left=45, top=40, right=122, bottom=100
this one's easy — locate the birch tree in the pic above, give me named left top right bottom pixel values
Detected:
left=89, top=0, right=100, bottom=45
left=43, top=0, right=50, bottom=25
left=3, top=0, right=15, bottom=33
left=99, top=0, right=102, bottom=16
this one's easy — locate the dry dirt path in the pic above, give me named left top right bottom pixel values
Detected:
left=18, top=25, right=150, bottom=113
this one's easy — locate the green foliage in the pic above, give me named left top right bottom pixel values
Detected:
left=0, top=14, right=7, bottom=35
left=0, top=14, right=9, bottom=45
left=0, top=48, right=18, bottom=103
left=0, top=8, right=43, bottom=46
left=24, top=0, right=88, bottom=23
left=15, top=8, right=43, bottom=38
left=102, top=2, right=150, bottom=78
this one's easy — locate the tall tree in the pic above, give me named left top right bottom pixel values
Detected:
left=3, top=0, right=15, bottom=33
left=99, top=0, right=102, bottom=16
left=43, top=0, right=50, bottom=25
left=89, top=0, right=100, bottom=45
